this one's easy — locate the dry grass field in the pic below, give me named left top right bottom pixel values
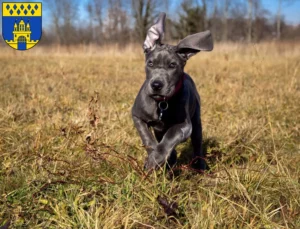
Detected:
left=0, top=42, right=299, bottom=228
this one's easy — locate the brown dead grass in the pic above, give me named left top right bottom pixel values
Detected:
left=0, top=42, right=299, bottom=228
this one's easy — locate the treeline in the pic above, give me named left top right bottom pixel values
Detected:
left=41, top=0, right=300, bottom=46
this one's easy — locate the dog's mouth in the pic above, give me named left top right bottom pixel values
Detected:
left=150, top=94, right=166, bottom=100
left=149, top=87, right=173, bottom=100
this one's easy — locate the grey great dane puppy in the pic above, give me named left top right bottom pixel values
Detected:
left=132, top=13, right=213, bottom=171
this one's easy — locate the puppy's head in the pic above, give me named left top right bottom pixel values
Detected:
left=143, top=13, right=213, bottom=100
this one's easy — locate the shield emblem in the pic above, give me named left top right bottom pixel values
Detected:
left=2, top=2, right=42, bottom=50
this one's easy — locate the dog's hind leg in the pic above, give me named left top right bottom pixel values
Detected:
left=191, top=106, right=208, bottom=171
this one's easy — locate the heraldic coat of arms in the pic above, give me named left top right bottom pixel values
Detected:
left=2, top=2, right=42, bottom=50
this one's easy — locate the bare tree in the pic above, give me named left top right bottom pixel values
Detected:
left=94, top=0, right=103, bottom=33
left=276, top=0, right=298, bottom=40
left=44, top=0, right=79, bottom=45
left=132, top=0, right=157, bottom=42
left=222, top=0, right=229, bottom=41
left=211, top=0, right=217, bottom=35
left=39, top=0, right=300, bottom=45
left=105, top=0, right=130, bottom=44
left=276, top=0, right=282, bottom=40
left=202, top=0, right=208, bottom=30
left=44, top=0, right=62, bottom=44
left=175, top=0, right=207, bottom=38
left=247, top=0, right=253, bottom=42
left=252, top=0, right=269, bottom=42
left=60, top=0, right=79, bottom=44
left=86, top=1, right=94, bottom=42
left=85, top=0, right=104, bottom=44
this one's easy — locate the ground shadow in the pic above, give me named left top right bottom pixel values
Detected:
left=170, top=137, right=223, bottom=177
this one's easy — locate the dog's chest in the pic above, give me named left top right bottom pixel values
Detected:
left=147, top=103, right=185, bottom=132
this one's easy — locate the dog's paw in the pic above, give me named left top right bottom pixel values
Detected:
left=144, top=157, right=154, bottom=171
left=191, top=157, right=209, bottom=171
left=144, top=154, right=165, bottom=171
left=144, top=155, right=159, bottom=171
left=144, top=144, right=171, bottom=171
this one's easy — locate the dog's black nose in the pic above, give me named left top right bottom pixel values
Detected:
left=151, top=81, right=163, bottom=91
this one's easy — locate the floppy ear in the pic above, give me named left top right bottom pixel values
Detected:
left=143, top=13, right=166, bottom=52
left=176, top=30, right=213, bottom=59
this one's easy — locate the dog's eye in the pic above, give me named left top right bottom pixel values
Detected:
left=169, top=63, right=177, bottom=68
left=148, top=61, right=154, bottom=67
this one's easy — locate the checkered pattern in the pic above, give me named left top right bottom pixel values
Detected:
left=3, top=3, right=42, bottom=17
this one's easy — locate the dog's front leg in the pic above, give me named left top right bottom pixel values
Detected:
left=146, top=119, right=192, bottom=169
left=132, top=116, right=157, bottom=154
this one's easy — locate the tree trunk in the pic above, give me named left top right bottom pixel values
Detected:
left=132, top=0, right=155, bottom=42
left=202, top=0, right=207, bottom=30
left=277, top=0, right=282, bottom=40
left=94, top=0, right=103, bottom=44
left=247, top=0, right=253, bottom=43
left=212, top=0, right=218, bottom=41
left=222, top=0, right=229, bottom=42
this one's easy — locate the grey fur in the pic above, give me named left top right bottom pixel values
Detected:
left=132, top=13, right=213, bottom=171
